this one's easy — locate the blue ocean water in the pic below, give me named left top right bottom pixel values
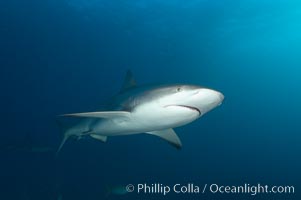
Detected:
left=0, top=0, right=300, bottom=199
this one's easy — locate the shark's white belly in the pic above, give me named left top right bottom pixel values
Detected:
left=91, top=104, right=200, bottom=136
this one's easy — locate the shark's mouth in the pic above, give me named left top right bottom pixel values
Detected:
left=177, top=105, right=202, bottom=116
left=166, top=105, right=201, bottom=116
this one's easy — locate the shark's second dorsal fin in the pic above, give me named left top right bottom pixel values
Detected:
left=120, top=70, right=136, bottom=92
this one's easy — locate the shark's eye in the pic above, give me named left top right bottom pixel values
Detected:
left=176, top=87, right=182, bottom=92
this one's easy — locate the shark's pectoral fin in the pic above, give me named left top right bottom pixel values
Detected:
left=146, top=129, right=182, bottom=149
left=90, top=134, right=107, bottom=142
left=60, top=111, right=130, bottom=119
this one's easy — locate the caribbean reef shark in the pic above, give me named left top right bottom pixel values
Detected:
left=57, top=70, right=224, bottom=153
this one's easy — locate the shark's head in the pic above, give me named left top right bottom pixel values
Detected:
left=130, top=84, right=224, bottom=129
left=153, top=85, right=224, bottom=116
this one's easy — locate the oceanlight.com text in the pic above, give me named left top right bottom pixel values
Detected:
left=125, top=183, right=295, bottom=196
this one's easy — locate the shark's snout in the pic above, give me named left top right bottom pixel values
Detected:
left=190, top=88, right=224, bottom=114
left=211, top=90, right=224, bottom=106
left=217, top=92, right=224, bottom=105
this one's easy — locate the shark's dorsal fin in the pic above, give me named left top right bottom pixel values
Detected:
left=120, top=70, right=137, bottom=92
left=146, top=129, right=182, bottom=149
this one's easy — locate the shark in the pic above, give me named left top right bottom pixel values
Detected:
left=0, top=133, right=55, bottom=153
left=57, top=70, right=224, bottom=153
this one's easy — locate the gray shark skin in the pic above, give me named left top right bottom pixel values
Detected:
left=57, top=70, right=224, bottom=153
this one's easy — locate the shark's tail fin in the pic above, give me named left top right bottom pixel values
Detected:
left=56, top=119, right=71, bottom=156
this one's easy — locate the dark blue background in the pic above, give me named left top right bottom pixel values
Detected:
left=0, top=0, right=300, bottom=199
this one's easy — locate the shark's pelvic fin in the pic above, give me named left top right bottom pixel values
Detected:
left=120, top=70, right=137, bottom=92
left=61, top=111, right=130, bottom=118
left=90, top=134, right=107, bottom=142
left=147, top=129, right=182, bottom=149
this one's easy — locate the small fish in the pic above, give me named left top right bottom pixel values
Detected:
left=57, top=194, right=63, bottom=200
left=105, top=185, right=129, bottom=197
